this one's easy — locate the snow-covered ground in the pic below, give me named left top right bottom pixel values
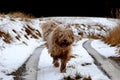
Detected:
left=38, top=39, right=110, bottom=80
left=0, top=17, right=44, bottom=80
left=0, top=16, right=120, bottom=80
left=91, top=40, right=120, bottom=58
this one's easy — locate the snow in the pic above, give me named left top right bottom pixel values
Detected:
left=91, top=40, right=120, bottom=58
left=0, top=39, right=42, bottom=74
left=0, top=16, right=120, bottom=80
left=0, top=17, right=44, bottom=80
left=38, top=39, right=110, bottom=80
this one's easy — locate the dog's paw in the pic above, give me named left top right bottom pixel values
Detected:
left=54, top=61, right=59, bottom=67
left=60, top=68, right=66, bottom=73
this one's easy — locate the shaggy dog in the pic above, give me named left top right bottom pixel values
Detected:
left=41, top=21, right=58, bottom=41
left=41, top=21, right=74, bottom=73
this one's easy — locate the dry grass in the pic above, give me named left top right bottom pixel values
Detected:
left=83, top=76, right=92, bottom=80
left=10, top=62, right=26, bottom=80
left=102, top=25, right=120, bottom=46
left=0, top=12, right=7, bottom=17
left=0, top=31, right=13, bottom=43
left=88, top=33, right=101, bottom=39
left=0, top=11, right=34, bottom=18
left=109, top=56, right=120, bottom=60
left=25, top=25, right=41, bottom=39
left=63, top=74, right=91, bottom=80
left=15, top=34, right=21, bottom=41
left=7, top=12, right=34, bottom=18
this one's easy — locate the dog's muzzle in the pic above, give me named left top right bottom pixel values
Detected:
left=59, top=39, right=70, bottom=47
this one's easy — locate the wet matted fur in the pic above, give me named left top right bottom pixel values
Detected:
left=41, top=21, right=75, bottom=72
left=41, top=21, right=58, bottom=41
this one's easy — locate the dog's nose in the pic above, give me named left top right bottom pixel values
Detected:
left=64, top=40, right=67, bottom=43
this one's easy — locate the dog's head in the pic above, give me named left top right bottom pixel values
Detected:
left=53, top=27, right=74, bottom=48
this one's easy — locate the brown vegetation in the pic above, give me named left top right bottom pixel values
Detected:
left=63, top=75, right=91, bottom=80
left=88, top=33, right=101, bottom=39
left=0, top=31, right=13, bottom=43
left=102, top=25, right=120, bottom=46
left=0, top=11, right=34, bottom=18
left=25, top=25, right=41, bottom=39
left=0, top=12, right=6, bottom=17
left=15, top=34, right=21, bottom=41
left=109, top=56, right=120, bottom=60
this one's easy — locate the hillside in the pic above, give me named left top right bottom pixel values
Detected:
left=0, top=15, right=120, bottom=80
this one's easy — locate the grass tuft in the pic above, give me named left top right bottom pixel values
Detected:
left=15, top=34, right=21, bottom=41
left=75, top=73, right=82, bottom=79
left=25, top=25, right=41, bottom=39
left=0, top=31, right=13, bottom=43
left=102, top=25, right=120, bottom=46
left=88, top=33, right=101, bottom=39
left=63, top=76, right=74, bottom=80
left=83, top=76, right=92, bottom=80
left=63, top=73, right=92, bottom=80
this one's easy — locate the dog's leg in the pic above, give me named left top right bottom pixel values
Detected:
left=60, top=57, right=68, bottom=73
left=53, top=57, right=59, bottom=67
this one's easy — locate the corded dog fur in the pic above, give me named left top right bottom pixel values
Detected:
left=41, top=21, right=74, bottom=72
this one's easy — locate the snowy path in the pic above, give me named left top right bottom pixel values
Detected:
left=22, top=39, right=120, bottom=80
left=83, top=40, right=120, bottom=80
left=37, top=39, right=110, bottom=80
left=22, top=45, right=45, bottom=80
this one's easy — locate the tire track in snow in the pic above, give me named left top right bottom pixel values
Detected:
left=22, top=45, right=45, bottom=80
left=83, top=40, right=120, bottom=80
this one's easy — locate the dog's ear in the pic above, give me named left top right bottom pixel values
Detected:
left=65, top=24, right=71, bottom=28
left=65, top=24, right=73, bottom=31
